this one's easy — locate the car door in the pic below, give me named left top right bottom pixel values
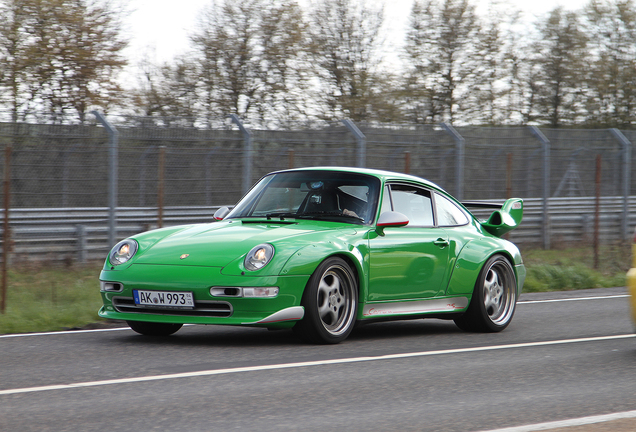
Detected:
left=367, top=183, right=451, bottom=301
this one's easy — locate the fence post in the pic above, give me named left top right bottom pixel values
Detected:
left=229, top=115, right=253, bottom=195
left=529, top=126, right=551, bottom=250
left=157, top=146, right=166, bottom=228
left=1, top=145, right=11, bottom=314
left=441, top=123, right=465, bottom=201
left=92, top=111, right=119, bottom=249
left=342, top=119, right=366, bottom=168
left=609, top=128, right=631, bottom=242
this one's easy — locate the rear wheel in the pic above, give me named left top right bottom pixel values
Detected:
left=127, top=321, right=183, bottom=336
left=294, top=257, right=358, bottom=344
left=454, top=255, right=517, bottom=332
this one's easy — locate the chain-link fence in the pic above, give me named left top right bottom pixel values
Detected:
left=0, top=115, right=634, bottom=262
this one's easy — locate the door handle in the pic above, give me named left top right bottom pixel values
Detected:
left=433, top=238, right=449, bottom=248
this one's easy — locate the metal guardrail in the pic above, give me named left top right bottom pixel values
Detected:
left=0, top=197, right=634, bottom=264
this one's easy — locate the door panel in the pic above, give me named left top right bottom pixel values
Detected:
left=368, top=227, right=450, bottom=301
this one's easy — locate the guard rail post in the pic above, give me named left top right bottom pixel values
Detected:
left=76, top=224, right=87, bottom=264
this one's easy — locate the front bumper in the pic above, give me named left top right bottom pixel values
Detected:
left=99, top=263, right=310, bottom=328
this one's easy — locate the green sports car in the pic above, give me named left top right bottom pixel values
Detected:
left=99, top=167, right=526, bottom=344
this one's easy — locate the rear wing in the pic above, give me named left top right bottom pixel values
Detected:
left=462, top=198, right=523, bottom=238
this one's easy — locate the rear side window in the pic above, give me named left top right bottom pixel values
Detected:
left=435, top=193, right=469, bottom=226
left=387, top=184, right=434, bottom=227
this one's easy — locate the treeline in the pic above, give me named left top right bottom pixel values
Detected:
left=1, top=0, right=636, bottom=128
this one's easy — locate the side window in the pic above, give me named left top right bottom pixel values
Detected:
left=435, top=193, right=469, bottom=226
left=389, top=184, right=434, bottom=226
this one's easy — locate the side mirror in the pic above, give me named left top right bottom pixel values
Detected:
left=214, top=206, right=230, bottom=221
left=376, top=211, right=409, bottom=235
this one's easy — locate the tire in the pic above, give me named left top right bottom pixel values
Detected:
left=294, top=257, right=358, bottom=344
left=454, top=254, right=517, bottom=332
left=127, top=320, right=183, bottom=336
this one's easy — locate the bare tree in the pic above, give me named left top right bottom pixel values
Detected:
left=529, top=7, right=589, bottom=127
left=189, top=0, right=307, bottom=122
left=584, top=0, right=636, bottom=127
left=305, top=0, right=388, bottom=122
left=403, top=0, right=480, bottom=124
left=0, top=0, right=128, bottom=123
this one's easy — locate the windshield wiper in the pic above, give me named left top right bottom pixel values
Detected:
left=264, top=212, right=298, bottom=220
left=297, top=211, right=365, bottom=224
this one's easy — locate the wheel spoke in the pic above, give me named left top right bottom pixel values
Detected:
left=484, top=270, right=503, bottom=317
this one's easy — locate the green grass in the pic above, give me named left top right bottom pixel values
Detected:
left=0, top=245, right=630, bottom=334
left=521, top=244, right=629, bottom=292
left=0, top=262, right=104, bottom=334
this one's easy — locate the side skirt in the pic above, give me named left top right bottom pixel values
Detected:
left=361, top=297, right=469, bottom=320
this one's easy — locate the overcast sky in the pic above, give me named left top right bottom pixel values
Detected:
left=121, top=0, right=589, bottom=65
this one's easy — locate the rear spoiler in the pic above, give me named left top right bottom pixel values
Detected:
left=462, top=198, right=523, bottom=238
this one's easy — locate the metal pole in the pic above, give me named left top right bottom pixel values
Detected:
left=441, top=123, right=465, bottom=201
left=228, top=114, right=252, bottom=195
left=594, top=155, right=601, bottom=269
left=157, top=146, right=165, bottom=228
left=342, top=119, right=366, bottom=168
left=609, top=128, right=631, bottom=242
left=529, top=126, right=551, bottom=250
left=404, top=151, right=411, bottom=174
left=92, top=111, right=119, bottom=249
left=1, top=145, right=11, bottom=314
left=506, top=153, right=513, bottom=199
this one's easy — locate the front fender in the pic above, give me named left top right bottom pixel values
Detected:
left=446, top=238, right=524, bottom=297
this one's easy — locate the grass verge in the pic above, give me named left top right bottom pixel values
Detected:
left=0, top=244, right=630, bottom=334
left=521, top=244, right=629, bottom=292
left=0, top=262, right=104, bottom=334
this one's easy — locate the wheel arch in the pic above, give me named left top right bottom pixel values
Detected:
left=280, top=242, right=367, bottom=302
left=446, top=239, right=521, bottom=298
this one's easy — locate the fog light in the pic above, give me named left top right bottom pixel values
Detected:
left=243, top=287, right=279, bottom=298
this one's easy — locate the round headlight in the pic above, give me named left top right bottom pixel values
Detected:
left=109, top=239, right=138, bottom=266
left=245, top=244, right=274, bottom=271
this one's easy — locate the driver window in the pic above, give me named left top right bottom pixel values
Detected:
left=388, top=184, right=434, bottom=227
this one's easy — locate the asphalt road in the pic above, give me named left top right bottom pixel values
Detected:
left=1, top=287, right=634, bottom=432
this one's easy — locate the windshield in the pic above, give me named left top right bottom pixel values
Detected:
left=226, top=170, right=381, bottom=225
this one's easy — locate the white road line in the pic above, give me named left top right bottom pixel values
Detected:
left=477, top=409, right=636, bottom=432
left=0, top=333, right=633, bottom=396
left=0, top=327, right=130, bottom=339
left=518, top=294, right=629, bottom=304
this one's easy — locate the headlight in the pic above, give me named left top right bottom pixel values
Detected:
left=109, top=239, right=138, bottom=266
left=244, top=244, right=274, bottom=271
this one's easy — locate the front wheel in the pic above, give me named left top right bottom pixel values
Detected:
left=454, top=255, right=517, bottom=332
left=127, top=321, right=183, bottom=336
left=294, top=257, right=358, bottom=344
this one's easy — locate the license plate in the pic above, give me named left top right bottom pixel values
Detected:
left=133, top=290, right=195, bottom=309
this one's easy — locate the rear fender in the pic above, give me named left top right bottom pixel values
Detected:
left=446, top=238, right=523, bottom=297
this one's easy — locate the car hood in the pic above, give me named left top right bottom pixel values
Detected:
left=133, top=220, right=347, bottom=267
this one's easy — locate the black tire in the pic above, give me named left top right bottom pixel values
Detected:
left=454, top=254, right=517, bottom=332
left=127, top=321, right=183, bottom=336
left=294, top=257, right=358, bottom=344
